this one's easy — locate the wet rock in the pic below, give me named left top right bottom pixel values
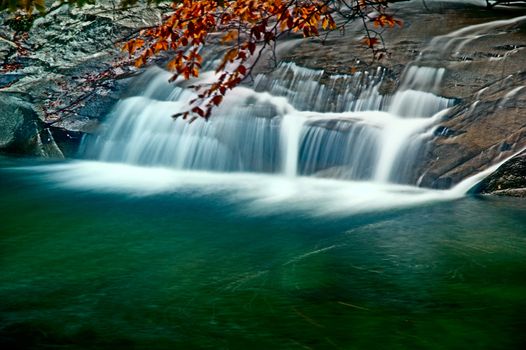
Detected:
left=284, top=1, right=526, bottom=193
left=475, top=151, right=526, bottom=197
left=417, top=73, right=526, bottom=189
left=313, top=166, right=357, bottom=179
left=1, top=0, right=525, bottom=198
left=36, top=128, right=64, bottom=158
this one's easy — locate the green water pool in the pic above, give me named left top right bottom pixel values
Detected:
left=1, top=158, right=525, bottom=349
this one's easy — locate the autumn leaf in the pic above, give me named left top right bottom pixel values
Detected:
left=221, top=30, right=239, bottom=43
left=363, top=37, right=379, bottom=48
left=238, top=65, right=247, bottom=75
left=211, top=95, right=223, bottom=106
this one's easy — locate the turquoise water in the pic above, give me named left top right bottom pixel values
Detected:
left=1, top=158, right=526, bottom=349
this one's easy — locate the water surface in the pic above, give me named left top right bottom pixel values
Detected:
left=1, top=158, right=525, bottom=349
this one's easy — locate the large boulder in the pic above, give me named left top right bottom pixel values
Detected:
left=0, top=93, right=63, bottom=158
left=0, top=1, right=167, bottom=156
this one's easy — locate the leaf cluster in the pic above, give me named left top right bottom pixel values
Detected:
left=124, top=0, right=401, bottom=120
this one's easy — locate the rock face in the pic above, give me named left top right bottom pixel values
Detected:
left=0, top=1, right=167, bottom=156
left=475, top=151, right=526, bottom=197
left=417, top=73, right=526, bottom=188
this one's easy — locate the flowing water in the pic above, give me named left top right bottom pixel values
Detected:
left=2, top=13, right=526, bottom=349
left=87, top=62, right=452, bottom=183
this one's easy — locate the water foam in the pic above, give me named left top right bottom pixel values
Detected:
left=26, top=161, right=466, bottom=216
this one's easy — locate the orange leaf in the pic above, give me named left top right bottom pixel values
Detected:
left=363, top=37, right=379, bottom=48
left=167, top=59, right=177, bottom=71
left=322, top=17, right=329, bottom=30
left=221, top=30, right=238, bottom=43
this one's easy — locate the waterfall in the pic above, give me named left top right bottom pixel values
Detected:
left=18, top=12, right=525, bottom=216
left=88, top=62, right=453, bottom=186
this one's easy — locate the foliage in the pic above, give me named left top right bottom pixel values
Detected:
left=123, top=0, right=402, bottom=120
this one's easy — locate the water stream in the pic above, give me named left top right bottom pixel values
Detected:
left=88, top=62, right=452, bottom=185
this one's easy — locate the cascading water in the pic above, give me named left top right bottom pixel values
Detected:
left=25, top=13, right=526, bottom=215
left=88, top=62, right=453, bottom=185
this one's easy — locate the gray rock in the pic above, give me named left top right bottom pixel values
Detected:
left=0, top=94, right=37, bottom=149
left=0, top=93, right=63, bottom=157
left=0, top=96, right=25, bottom=148
left=475, top=151, right=526, bottom=197
left=1, top=1, right=168, bottom=156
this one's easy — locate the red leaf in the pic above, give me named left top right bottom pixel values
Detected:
left=238, top=65, right=247, bottom=75
left=211, top=95, right=223, bottom=106
left=192, top=107, right=205, bottom=117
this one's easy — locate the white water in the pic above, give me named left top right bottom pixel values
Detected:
left=60, top=60, right=459, bottom=215
left=88, top=62, right=452, bottom=184
left=25, top=161, right=478, bottom=216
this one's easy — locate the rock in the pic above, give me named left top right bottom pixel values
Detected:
left=312, top=166, right=356, bottom=179
left=0, top=93, right=63, bottom=158
left=47, top=126, right=84, bottom=158
left=0, top=95, right=25, bottom=148
left=475, top=151, right=526, bottom=197
left=36, top=128, right=65, bottom=159
left=417, top=72, right=526, bottom=189
left=1, top=0, right=525, bottom=198
left=0, top=1, right=168, bottom=156
left=0, top=94, right=39, bottom=152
